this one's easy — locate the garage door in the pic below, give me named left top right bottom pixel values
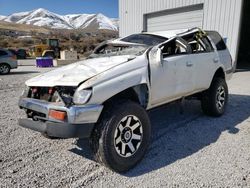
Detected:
left=145, top=4, right=204, bottom=32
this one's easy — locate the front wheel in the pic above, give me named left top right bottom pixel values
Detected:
left=201, top=78, right=228, bottom=117
left=90, top=100, right=151, bottom=172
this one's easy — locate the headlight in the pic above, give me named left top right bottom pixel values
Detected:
left=21, top=86, right=30, bottom=97
left=73, top=89, right=92, bottom=104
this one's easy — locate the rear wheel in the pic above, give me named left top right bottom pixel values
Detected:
left=90, top=100, right=151, bottom=172
left=0, top=64, right=10, bottom=75
left=201, top=78, right=228, bottom=117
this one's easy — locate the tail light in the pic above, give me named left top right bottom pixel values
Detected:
left=11, top=55, right=17, bottom=60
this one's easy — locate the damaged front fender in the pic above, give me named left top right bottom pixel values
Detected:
left=77, top=55, right=150, bottom=106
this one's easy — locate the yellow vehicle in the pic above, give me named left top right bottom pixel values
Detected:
left=29, top=39, right=60, bottom=58
left=30, top=44, right=48, bottom=57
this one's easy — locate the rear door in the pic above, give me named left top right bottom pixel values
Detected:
left=181, top=31, right=218, bottom=91
left=171, top=38, right=195, bottom=97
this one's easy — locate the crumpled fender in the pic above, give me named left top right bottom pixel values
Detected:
left=77, top=55, right=150, bottom=105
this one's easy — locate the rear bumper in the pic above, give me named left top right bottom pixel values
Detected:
left=10, top=61, right=18, bottom=69
left=18, top=97, right=103, bottom=138
left=19, top=118, right=94, bottom=138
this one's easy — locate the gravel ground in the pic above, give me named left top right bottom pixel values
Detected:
left=0, top=66, right=250, bottom=188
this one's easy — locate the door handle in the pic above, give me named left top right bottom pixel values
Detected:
left=213, top=58, right=219, bottom=63
left=186, top=61, right=193, bottom=67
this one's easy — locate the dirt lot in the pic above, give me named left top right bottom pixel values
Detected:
left=0, top=66, right=250, bottom=188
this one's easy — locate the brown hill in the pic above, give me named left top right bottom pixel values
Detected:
left=0, top=20, right=50, bottom=34
left=0, top=21, right=118, bottom=57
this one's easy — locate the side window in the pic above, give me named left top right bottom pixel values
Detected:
left=200, top=36, right=213, bottom=52
left=206, top=31, right=227, bottom=51
left=188, top=41, right=205, bottom=53
left=160, top=39, right=188, bottom=58
left=183, top=32, right=213, bottom=53
left=0, top=50, right=8, bottom=57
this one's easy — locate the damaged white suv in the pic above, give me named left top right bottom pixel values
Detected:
left=19, top=28, right=233, bottom=172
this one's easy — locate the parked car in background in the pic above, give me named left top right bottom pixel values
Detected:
left=0, top=49, right=18, bottom=74
left=18, top=28, right=233, bottom=172
left=8, top=49, right=27, bottom=59
left=16, top=49, right=27, bottom=59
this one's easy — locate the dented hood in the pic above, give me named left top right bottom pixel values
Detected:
left=26, top=56, right=131, bottom=87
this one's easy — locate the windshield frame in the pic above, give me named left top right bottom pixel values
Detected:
left=89, top=41, right=148, bottom=58
left=88, top=33, right=169, bottom=59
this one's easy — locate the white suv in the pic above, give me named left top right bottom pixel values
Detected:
left=18, top=28, right=233, bottom=172
left=0, top=49, right=18, bottom=74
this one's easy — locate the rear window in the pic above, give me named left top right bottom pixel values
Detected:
left=206, top=31, right=227, bottom=51
left=0, top=50, right=8, bottom=57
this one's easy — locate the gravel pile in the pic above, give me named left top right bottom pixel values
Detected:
left=0, top=66, right=250, bottom=187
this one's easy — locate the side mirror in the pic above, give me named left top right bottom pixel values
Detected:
left=149, top=46, right=163, bottom=65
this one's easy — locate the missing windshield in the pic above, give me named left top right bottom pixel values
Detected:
left=89, top=44, right=147, bottom=58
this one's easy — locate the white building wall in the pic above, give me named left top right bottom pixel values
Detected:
left=119, top=0, right=244, bottom=62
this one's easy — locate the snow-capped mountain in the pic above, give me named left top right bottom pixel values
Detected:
left=0, top=15, right=6, bottom=20
left=0, top=8, right=118, bottom=31
left=111, top=18, right=119, bottom=28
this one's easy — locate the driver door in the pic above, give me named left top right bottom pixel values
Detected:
left=149, top=37, right=193, bottom=106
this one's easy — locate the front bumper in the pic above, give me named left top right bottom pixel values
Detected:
left=18, top=97, right=103, bottom=138
left=18, top=118, right=94, bottom=138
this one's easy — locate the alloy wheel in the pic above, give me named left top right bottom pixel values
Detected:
left=114, top=115, right=143, bottom=157
left=216, top=86, right=226, bottom=110
left=0, top=64, right=10, bottom=74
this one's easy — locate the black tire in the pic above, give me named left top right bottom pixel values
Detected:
left=90, top=100, right=151, bottom=172
left=0, top=63, right=10, bottom=75
left=201, top=78, right=228, bottom=117
left=41, top=133, right=58, bottom=139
